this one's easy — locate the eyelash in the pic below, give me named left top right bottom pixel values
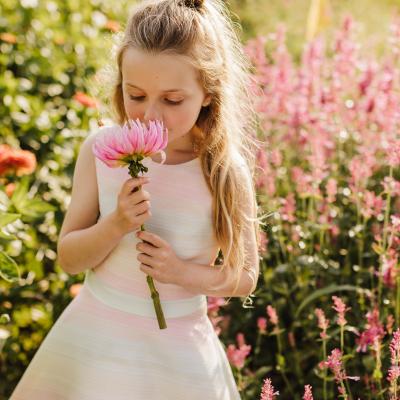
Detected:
left=129, top=96, right=183, bottom=106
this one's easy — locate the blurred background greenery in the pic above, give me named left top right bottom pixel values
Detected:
left=231, top=0, right=400, bottom=57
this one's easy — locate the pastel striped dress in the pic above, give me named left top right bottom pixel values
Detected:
left=10, top=126, right=242, bottom=400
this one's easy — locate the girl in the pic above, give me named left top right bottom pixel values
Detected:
left=11, top=0, right=262, bottom=398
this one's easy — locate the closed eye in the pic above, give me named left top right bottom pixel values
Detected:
left=129, top=96, right=183, bottom=106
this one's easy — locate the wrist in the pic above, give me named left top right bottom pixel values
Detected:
left=108, top=211, right=129, bottom=239
left=176, top=259, right=192, bottom=290
left=177, top=261, right=224, bottom=296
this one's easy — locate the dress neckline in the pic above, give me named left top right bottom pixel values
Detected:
left=147, top=156, right=199, bottom=167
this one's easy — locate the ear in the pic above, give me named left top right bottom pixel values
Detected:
left=202, top=94, right=211, bottom=107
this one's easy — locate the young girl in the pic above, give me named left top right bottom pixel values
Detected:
left=10, top=0, right=261, bottom=398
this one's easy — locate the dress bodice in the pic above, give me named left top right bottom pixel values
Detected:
left=90, top=126, right=220, bottom=300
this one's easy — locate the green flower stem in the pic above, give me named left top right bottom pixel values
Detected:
left=275, top=329, right=295, bottom=397
left=358, top=217, right=366, bottom=270
left=322, top=338, right=327, bottom=400
left=308, top=195, right=316, bottom=255
left=397, top=274, right=400, bottom=328
left=254, top=331, right=262, bottom=355
left=129, top=160, right=167, bottom=330
left=340, top=325, right=344, bottom=353
left=372, top=339, right=384, bottom=400
left=278, top=234, right=288, bottom=262
left=340, top=380, right=348, bottom=400
left=339, top=326, right=353, bottom=400
left=378, top=165, right=393, bottom=308
left=139, top=222, right=167, bottom=330
left=344, top=378, right=352, bottom=400
left=237, top=370, right=244, bottom=391
left=382, top=166, right=393, bottom=252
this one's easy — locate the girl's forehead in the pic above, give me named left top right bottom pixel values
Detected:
left=121, top=47, right=200, bottom=90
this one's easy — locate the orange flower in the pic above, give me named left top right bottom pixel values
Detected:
left=73, top=91, right=98, bottom=108
left=54, top=36, right=65, bottom=45
left=0, top=145, right=37, bottom=177
left=69, top=283, right=82, bottom=297
left=104, top=20, right=120, bottom=32
left=0, top=144, right=12, bottom=157
left=5, top=183, right=16, bottom=197
left=0, top=33, right=17, bottom=44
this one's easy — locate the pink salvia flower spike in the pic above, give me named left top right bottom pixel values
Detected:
left=387, top=328, right=400, bottom=399
left=303, top=384, right=313, bottom=400
left=92, top=118, right=169, bottom=329
left=260, top=377, right=279, bottom=400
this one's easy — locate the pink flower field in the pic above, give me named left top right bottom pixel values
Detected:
left=208, top=14, right=400, bottom=400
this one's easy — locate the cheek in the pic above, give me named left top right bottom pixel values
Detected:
left=171, top=102, right=201, bottom=128
left=123, top=102, right=143, bottom=122
left=123, top=94, right=136, bottom=113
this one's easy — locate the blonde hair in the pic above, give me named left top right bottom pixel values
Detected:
left=109, top=0, right=263, bottom=306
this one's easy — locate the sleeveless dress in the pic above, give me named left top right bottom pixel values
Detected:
left=10, top=126, right=242, bottom=400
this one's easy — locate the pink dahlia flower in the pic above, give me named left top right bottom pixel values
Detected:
left=92, top=119, right=168, bottom=170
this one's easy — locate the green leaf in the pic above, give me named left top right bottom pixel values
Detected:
left=0, top=250, right=20, bottom=282
left=0, top=187, right=10, bottom=207
left=295, top=284, right=360, bottom=317
left=272, top=284, right=289, bottom=296
left=17, top=198, right=56, bottom=218
left=10, top=176, right=30, bottom=209
left=372, top=242, right=384, bottom=255
left=0, top=212, right=21, bottom=228
left=254, top=366, right=273, bottom=378
left=276, top=354, right=286, bottom=368
left=0, top=231, right=18, bottom=240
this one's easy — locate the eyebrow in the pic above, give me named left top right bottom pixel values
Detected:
left=124, top=83, right=187, bottom=93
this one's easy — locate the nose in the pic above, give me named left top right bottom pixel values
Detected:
left=143, top=103, right=162, bottom=123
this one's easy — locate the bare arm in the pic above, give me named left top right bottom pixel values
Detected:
left=57, top=211, right=126, bottom=275
left=56, top=131, right=119, bottom=275
left=56, top=130, right=151, bottom=275
left=178, top=165, right=260, bottom=298
left=178, top=261, right=255, bottom=298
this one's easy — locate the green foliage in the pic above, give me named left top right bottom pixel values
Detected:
left=1, top=0, right=399, bottom=399
left=0, top=0, right=131, bottom=397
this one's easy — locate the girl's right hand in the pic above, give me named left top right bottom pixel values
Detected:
left=112, top=176, right=152, bottom=235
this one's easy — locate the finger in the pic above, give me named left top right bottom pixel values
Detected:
left=139, top=263, right=156, bottom=278
left=131, top=200, right=151, bottom=216
left=122, top=177, right=149, bottom=196
left=136, top=242, right=158, bottom=256
left=130, top=189, right=150, bottom=204
left=137, top=253, right=155, bottom=266
left=136, top=230, right=167, bottom=248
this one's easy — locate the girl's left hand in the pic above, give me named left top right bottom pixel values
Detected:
left=135, top=230, right=185, bottom=285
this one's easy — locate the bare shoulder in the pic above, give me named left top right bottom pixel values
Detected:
left=57, top=126, right=115, bottom=244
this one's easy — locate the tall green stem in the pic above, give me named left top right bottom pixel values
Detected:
left=397, top=274, right=400, bottom=328
left=322, top=338, right=327, bottom=400
left=344, top=378, right=353, bottom=400
left=340, top=325, right=344, bottom=353
left=129, top=160, right=167, bottom=329
left=378, top=166, right=393, bottom=308
left=275, top=330, right=295, bottom=397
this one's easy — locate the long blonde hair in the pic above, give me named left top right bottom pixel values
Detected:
left=110, top=0, right=263, bottom=305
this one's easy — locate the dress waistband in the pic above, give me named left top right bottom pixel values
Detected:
left=83, top=269, right=208, bottom=318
